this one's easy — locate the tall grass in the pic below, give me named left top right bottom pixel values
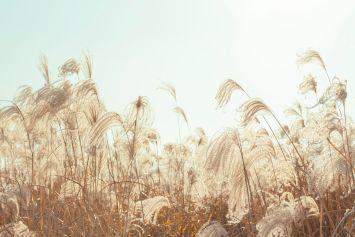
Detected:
left=0, top=50, right=353, bottom=236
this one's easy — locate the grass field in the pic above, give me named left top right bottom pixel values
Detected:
left=0, top=50, right=353, bottom=236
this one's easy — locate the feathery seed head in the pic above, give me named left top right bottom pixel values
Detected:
left=215, top=79, right=245, bottom=109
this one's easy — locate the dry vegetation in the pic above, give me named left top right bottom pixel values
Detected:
left=0, top=50, right=353, bottom=236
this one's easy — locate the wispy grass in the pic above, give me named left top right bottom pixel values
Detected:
left=0, top=50, right=353, bottom=236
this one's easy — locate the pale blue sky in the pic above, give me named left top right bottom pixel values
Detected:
left=1, top=0, right=354, bottom=142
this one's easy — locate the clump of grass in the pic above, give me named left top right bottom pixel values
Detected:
left=0, top=50, right=353, bottom=236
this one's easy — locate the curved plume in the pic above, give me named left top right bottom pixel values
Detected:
left=205, top=128, right=240, bottom=177
left=126, top=96, right=153, bottom=127
left=284, top=102, right=303, bottom=119
left=0, top=106, right=22, bottom=122
left=256, top=195, right=319, bottom=237
left=31, top=80, right=72, bottom=123
left=240, top=98, right=270, bottom=126
left=88, top=112, right=124, bottom=147
left=135, top=196, right=170, bottom=225
left=173, top=106, right=188, bottom=126
left=59, top=58, right=80, bottom=77
left=158, top=82, right=177, bottom=102
left=74, top=79, right=98, bottom=100
left=215, top=79, right=245, bottom=108
left=13, top=86, right=34, bottom=107
left=196, top=221, right=228, bottom=237
left=297, top=49, right=326, bottom=71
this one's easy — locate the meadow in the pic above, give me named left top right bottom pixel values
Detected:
left=0, top=50, right=353, bottom=236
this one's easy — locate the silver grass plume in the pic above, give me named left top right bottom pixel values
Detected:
left=13, top=86, right=34, bottom=108
left=228, top=129, right=276, bottom=222
left=256, top=194, right=319, bottom=237
left=85, top=103, right=104, bottom=126
left=196, top=221, right=229, bottom=237
left=135, top=196, right=170, bottom=225
left=186, top=127, right=207, bottom=147
left=215, top=79, right=245, bottom=108
left=240, top=98, right=271, bottom=127
left=299, top=74, right=317, bottom=94
left=307, top=151, right=349, bottom=194
left=126, top=96, right=153, bottom=127
left=308, top=79, right=347, bottom=109
left=284, top=102, right=303, bottom=119
left=163, top=143, right=192, bottom=159
left=297, top=49, right=326, bottom=71
left=142, top=127, right=160, bottom=144
left=204, top=128, right=253, bottom=222
left=82, top=52, right=93, bottom=79
left=73, top=79, right=98, bottom=100
left=58, top=58, right=80, bottom=78
left=31, top=80, right=72, bottom=123
left=195, top=127, right=208, bottom=146
left=38, top=54, right=51, bottom=85
left=319, top=78, right=347, bottom=104
left=173, top=106, right=188, bottom=126
left=0, top=106, right=23, bottom=122
left=205, top=128, right=240, bottom=177
left=87, top=111, right=123, bottom=148
left=158, top=82, right=177, bottom=102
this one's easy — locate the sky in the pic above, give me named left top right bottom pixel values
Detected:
left=0, top=0, right=354, bottom=143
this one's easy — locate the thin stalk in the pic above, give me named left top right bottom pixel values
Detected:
left=236, top=131, right=255, bottom=235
